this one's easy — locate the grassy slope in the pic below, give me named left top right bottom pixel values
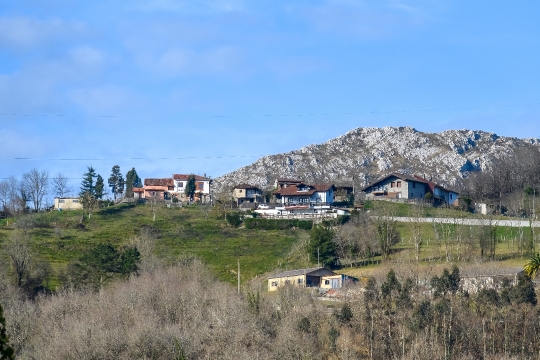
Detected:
left=0, top=201, right=532, bottom=290
left=0, top=204, right=306, bottom=288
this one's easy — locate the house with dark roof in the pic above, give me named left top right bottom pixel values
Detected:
left=232, top=184, right=263, bottom=205
left=173, top=174, right=212, bottom=203
left=267, top=267, right=344, bottom=291
left=273, top=183, right=336, bottom=205
left=274, top=178, right=303, bottom=190
left=362, top=173, right=459, bottom=206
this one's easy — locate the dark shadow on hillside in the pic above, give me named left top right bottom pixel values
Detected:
left=97, top=203, right=137, bottom=216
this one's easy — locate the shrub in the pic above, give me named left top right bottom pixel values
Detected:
left=225, top=212, right=243, bottom=228
left=243, top=218, right=313, bottom=230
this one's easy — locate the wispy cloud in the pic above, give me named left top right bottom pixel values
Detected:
left=138, top=46, right=244, bottom=78
left=0, top=16, right=87, bottom=50
left=134, top=0, right=248, bottom=14
left=69, top=85, right=138, bottom=114
left=299, top=0, right=440, bottom=40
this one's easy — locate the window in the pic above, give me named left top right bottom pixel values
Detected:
left=397, top=181, right=401, bottom=188
left=239, top=189, right=243, bottom=193
left=391, top=182, right=395, bottom=188
left=271, top=281, right=278, bottom=287
left=178, top=182, right=184, bottom=187
left=297, top=278, right=303, bottom=284
left=59, top=199, right=65, bottom=203
left=72, top=200, right=79, bottom=203
left=324, top=280, right=330, bottom=285
left=285, top=280, right=291, bottom=285
left=197, top=182, right=204, bottom=190
left=450, top=194, right=453, bottom=199
left=413, top=182, right=416, bottom=188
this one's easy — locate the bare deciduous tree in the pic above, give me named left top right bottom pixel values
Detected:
left=21, top=168, right=49, bottom=212
left=0, top=180, right=9, bottom=215
left=4, top=230, right=33, bottom=288
left=51, top=173, right=71, bottom=198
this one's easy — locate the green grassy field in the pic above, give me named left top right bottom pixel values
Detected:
left=0, top=204, right=307, bottom=288
left=0, top=202, right=533, bottom=290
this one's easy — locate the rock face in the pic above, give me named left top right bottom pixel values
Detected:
left=213, top=127, right=540, bottom=192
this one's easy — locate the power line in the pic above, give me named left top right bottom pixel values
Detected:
left=1, top=101, right=539, bottom=119
left=0, top=155, right=267, bottom=161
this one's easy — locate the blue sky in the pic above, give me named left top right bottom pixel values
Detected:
left=1, top=0, right=540, bottom=194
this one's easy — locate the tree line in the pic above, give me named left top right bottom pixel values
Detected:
left=461, top=146, right=540, bottom=217
left=1, top=258, right=539, bottom=359
left=0, top=165, right=142, bottom=217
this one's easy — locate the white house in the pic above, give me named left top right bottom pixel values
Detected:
left=173, top=174, right=212, bottom=203
left=54, top=197, right=83, bottom=210
left=362, top=173, right=459, bottom=206
left=273, top=183, right=335, bottom=205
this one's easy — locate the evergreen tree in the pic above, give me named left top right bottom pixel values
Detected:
left=108, top=165, right=125, bottom=201
left=184, top=174, right=197, bottom=201
left=79, top=166, right=97, bottom=197
left=67, top=243, right=141, bottom=289
left=94, top=175, right=105, bottom=200
left=308, top=224, right=336, bottom=267
left=0, top=303, right=15, bottom=360
left=125, top=168, right=142, bottom=198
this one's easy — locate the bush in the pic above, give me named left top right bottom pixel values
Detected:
left=225, top=212, right=243, bottom=228
left=243, top=218, right=313, bottom=230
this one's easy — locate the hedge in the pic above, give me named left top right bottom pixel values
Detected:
left=244, top=218, right=313, bottom=230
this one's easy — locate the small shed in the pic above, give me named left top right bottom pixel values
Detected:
left=267, top=267, right=344, bottom=291
left=54, top=197, right=83, bottom=210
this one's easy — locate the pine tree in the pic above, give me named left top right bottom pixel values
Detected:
left=108, top=165, right=125, bottom=201
left=125, top=168, right=142, bottom=198
left=308, top=224, right=336, bottom=267
left=79, top=166, right=97, bottom=197
left=184, top=175, right=197, bottom=201
left=95, top=175, right=105, bottom=200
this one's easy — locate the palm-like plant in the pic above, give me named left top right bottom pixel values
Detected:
left=524, top=253, right=540, bottom=278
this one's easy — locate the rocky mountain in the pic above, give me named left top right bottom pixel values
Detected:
left=213, top=127, right=540, bottom=192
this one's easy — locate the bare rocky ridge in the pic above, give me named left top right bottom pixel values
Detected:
left=213, top=127, right=540, bottom=192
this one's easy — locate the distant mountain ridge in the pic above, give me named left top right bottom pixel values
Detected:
left=213, top=127, right=540, bottom=192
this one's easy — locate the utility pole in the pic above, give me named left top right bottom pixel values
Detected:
left=237, top=259, right=240, bottom=295
left=317, top=248, right=320, bottom=267
left=534, top=189, right=536, bottom=220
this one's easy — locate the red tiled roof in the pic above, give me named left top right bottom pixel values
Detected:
left=312, top=183, right=335, bottom=192
left=173, top=174, right=210, bottom=181
left=144, top=178, right=174, bottom=186
left=132, top=187, right=144, bottom=193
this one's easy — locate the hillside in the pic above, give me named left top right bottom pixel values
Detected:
left=214, top=126, right=540, bottom=191
left=0, top=204, right=306, bottom=288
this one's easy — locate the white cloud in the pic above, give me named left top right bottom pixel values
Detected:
left=0, top=16, right=86, bottom=50
left=69, top=86, right=134, bottom=114
left=69, top=46, right=106, bottom=69
left=299, top=0, right=440, bottom=40
left=135, top=0, right=247, bottom=13
left=0, top=128, right=52, bottom=158
left=267, top=56, right=328, bottom=77
left=141, top=46, right=243, bottom=78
